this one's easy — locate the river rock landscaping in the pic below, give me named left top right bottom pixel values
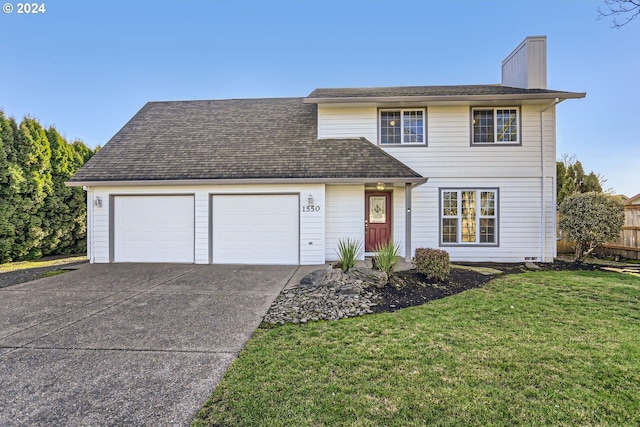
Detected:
left=262, top=263, right=498, bottom=325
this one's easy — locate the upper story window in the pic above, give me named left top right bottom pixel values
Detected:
left=380, top=109, right=425, bottom=145
left=472, top=107, right=519, bottom=144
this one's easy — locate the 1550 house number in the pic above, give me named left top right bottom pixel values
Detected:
left=302, top=205, right=320, bottom=212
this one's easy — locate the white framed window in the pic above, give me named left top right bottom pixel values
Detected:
left=380, top=109, right=425, bottom=145
left=441, top=189, right=498, bottom=245
left=472, top=107, right=519, bottom=144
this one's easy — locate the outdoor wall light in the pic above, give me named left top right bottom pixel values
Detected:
left=94, top=196, right=102, bottom=208
left=308, top=194, right=314, bottom=206
left=376, top=183, right=385, bottom=191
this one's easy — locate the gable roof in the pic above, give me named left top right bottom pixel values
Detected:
left=305, top=84, right=585, bottom=104
left=624, top=193, right=640, bottom=206
left=68, top=97, right=425, bottom=186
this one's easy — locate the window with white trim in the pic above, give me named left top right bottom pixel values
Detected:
left=441, top=189, right=497, bottom=245
left=472, top=108, right=519, bottom=144
left=380, top=109, right=425, bottom=144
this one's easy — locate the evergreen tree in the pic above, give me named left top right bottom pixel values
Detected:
left=556, top=155, right=604, bottom=206
left=0, top=113, right=94, bottom=262
left=41, top=128, right=76, bottom=254
left=11, top=118, right=52, bottom=259
left=0, top=113, right=20, bottom=262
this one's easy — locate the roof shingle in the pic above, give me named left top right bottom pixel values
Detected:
left=306, top=84, right=582, bottom=100
left=69, top=97, right=423, bottom=183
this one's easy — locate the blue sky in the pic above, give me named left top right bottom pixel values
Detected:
left=1, top=0, right=638, bottom=196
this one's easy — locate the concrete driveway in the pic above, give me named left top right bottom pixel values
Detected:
left=0, top=263, right=304, bottom=426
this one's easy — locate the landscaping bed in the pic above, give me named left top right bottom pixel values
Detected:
left=264, top=260, right=607, bottom=324
left=376, top=259, right=600, bottom=313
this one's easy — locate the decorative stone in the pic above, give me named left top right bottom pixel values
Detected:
left=299, top=268, right=330, bottom=287
left=262, top=265, right=385, bottom=325
left=525, top=261, right=541, bottom=270
left=337, top=284, right=361, bottom=296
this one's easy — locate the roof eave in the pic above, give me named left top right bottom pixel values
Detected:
left=304, top=92, right=587, bottom=104
left=67, top=177, right=429, bottom=188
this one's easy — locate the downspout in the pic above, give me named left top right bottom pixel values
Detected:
left=405, top=183, right=412, bottom=263
left=539, top=98, right=560, bottom=262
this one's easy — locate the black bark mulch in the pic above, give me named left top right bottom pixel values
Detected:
left=372, top=260, right=601, bottom=313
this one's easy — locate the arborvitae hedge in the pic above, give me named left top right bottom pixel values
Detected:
left=0, top=112, right=96, bottom=263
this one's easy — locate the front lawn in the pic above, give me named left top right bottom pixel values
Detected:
left=0, top=255, right=86, bottom=273
left=193, top=270, right=640, bottom=427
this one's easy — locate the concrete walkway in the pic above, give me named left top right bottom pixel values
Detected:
left=0, top=263, right=308, bottom=426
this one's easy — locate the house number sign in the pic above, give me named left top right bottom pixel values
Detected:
left=302, top=205, right=321, bottom=212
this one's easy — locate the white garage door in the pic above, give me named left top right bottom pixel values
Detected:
left=113, top=195, right=195, bottom=263
left=211, top=194, right=299, bottom=264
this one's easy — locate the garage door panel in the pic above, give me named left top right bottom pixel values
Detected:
left=211, top=195, right=299, bottom=265
left=113, top=196, right=195, bottom=263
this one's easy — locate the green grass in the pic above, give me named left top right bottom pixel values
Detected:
left=40, top=270, right=67, bottom=278
left=0, top=255, right=86, bottom=273
left=193, top=270, right=640, bottom=427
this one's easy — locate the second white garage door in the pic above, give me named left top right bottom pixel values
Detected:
left=211, top=194, right=299, bottom=264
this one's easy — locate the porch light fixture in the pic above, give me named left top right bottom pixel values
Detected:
left=94, top=196, right=102, bottom=208
left=376, top=183, right=385, bottom=191
left=308, top=194, right=314, bottom=206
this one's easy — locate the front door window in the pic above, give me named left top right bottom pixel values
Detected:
left=369, top=196, right=386, bottom=223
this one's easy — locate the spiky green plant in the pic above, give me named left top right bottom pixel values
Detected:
left=373, top=240, right=401, bottom=277
left=335, top=238, right=363, bottom=272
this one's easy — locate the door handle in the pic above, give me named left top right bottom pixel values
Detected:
left=365, top=219, right=368, bottom=231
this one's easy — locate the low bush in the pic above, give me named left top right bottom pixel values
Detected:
left=414, top=248, right=450, bottom=281
left=373, top=240, right=401, bottom=277
left=335, top=238, right=363, bottom=272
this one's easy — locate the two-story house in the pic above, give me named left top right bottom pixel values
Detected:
left=68, top=36, right=585, bottom=264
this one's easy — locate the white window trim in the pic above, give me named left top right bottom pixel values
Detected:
left=471, top=107, right=520, bottom=145
left=440, top=188, right=499, bottom=246
left=379, top=108, right=426, bottom=145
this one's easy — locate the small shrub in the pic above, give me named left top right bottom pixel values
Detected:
left=414, top=248, right=450, bottom=282
left=335, top=238, right=363, bottom=272
left=373, top=240, right=401, bottom=277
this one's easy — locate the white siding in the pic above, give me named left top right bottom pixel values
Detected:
left=316, top=102, right=557, bottom=262
left=86, top=184, right=325, bottom=265
left=385, top=105, right=545, bottom=178
left=325, top=185, right=364, bottom=261
left=410, top=178, right=548, bottom=262
left=317, top=106, right=377, bottom=142
left=324, top=185, right=408, bottom=261
left=194, top=193, right=209, bottom=263
left=317, top=105, right=550, bottom=178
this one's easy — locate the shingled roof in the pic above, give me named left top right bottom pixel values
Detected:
left=305, top=84, right=585, bottom=103
left=68, top=97, right=424, bottom=184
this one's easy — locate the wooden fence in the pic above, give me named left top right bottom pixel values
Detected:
left=597, top=193, right=640, bottom=260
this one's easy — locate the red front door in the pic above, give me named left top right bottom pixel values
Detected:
left=365, top=191, right=391, bottom=252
